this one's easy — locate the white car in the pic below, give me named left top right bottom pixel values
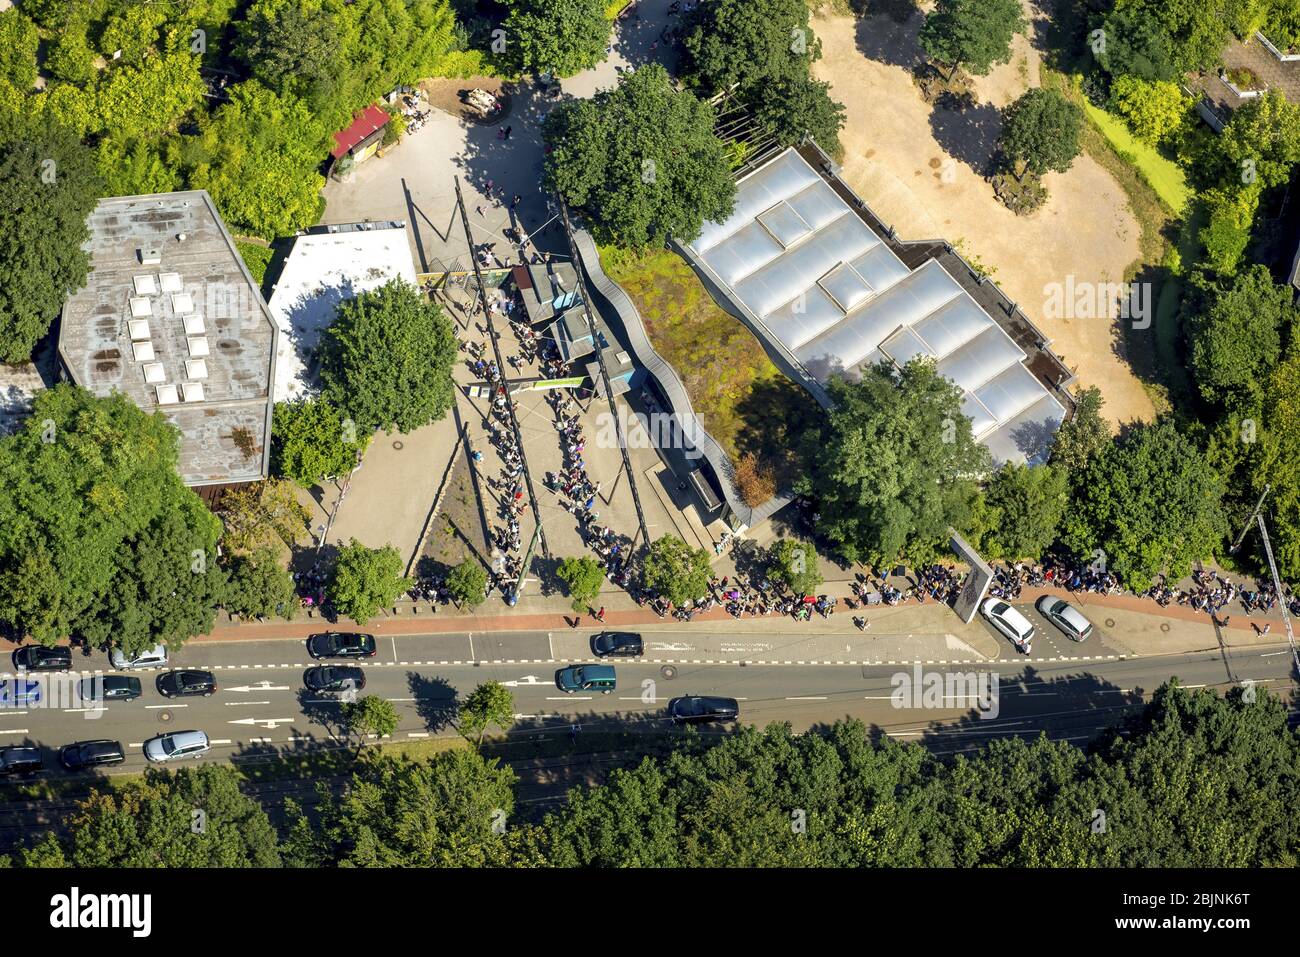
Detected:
left=1035, top=596, right=1094, bottom=642
left=109, top=643, right=168, bottom=670
left=981, top=598, right=1034, bottom=654
left=143, top=730, right=210, bottom=763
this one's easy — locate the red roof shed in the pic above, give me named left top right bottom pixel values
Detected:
left=331, top=104, right=391, bottom=160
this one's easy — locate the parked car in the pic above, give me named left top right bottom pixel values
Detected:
left=109, top=644, right=169, bottom=670
left=306, top=632, right=377, bottom=659
left=156, top=670, right=217, bottom=698
left=58, top=740, right=126, bottom=772
left=78, top=675, right=142, bottom=703
left=980, top=598, right=1034, bottom=653
left=591, top=631, right=644, bottom=658
left=668, top=695, right=740, bottom=725
left=11, top=645, right=71, bottom=673
left=0, top=679, right=41, bottom=708
left=556, top=664, right=616, bottom=694
left=1035, top=596, right=1094, bottom=642
left=143, top=730, right=210, bottom=763
left=0, top=746, right=44, bottom=777
left=303, top=665, right=366, bottom=694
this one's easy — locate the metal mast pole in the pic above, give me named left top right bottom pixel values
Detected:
left=1255, top=514, right=1300, bottom=677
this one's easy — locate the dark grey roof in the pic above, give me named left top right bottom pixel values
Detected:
left=58, top=191, right=277, bottom=486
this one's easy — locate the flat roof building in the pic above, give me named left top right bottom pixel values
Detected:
left=58, top=191, right=278, bottom=489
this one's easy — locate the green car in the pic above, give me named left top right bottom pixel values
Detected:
left=556, top=664, right=616, bottom=694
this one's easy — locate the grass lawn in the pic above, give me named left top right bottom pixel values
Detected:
left=1079, top=99, right=1191, bottom=217
left=598, top=245, right=822, bottom=499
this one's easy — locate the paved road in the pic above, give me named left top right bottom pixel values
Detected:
left=1, top=595, right=1294, bottom=779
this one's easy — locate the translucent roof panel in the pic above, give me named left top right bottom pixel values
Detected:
left=690, top=150, right=821, bottom=255
left=706, top=221, right=784, bottom=287
left=764, top=285, right=846, bottom=350
left=818, top=262, right=874, bottom=313
left=733, top=214, right=879, bottom=320
left=131, top=340, right=155, bottom=362
left=183, top=313, right=206, bottom=335
left=785, top=180, right=852, bottom=233
left=142, top=362, right=166, bottom=384
left=912, top=296, right=997, bottom=359
left=159, top=272, right=183, bottom=293
left=127, top=319, right=151, bottom=341
left=796, top=305, right=910, bottom=379
left=185, top=358, right=209, bottom=380
left=974, top=363, right=1049, bottom=424
left=879, top=326, right=935, bottom=367
left=981, top=393, right=1067, bottom=466
left=850, top=243, right=911, bottom=292
left=155, top=384, right=179, bottom=405
left=757, top=202, right=813, bottom=248
left=936, top=326, right=1024, bottom=392
left=133, top=274, right=157, bottom=296
left=129, top=297, right=152, bottom=319
left=962, top=392, right=999, bottom=439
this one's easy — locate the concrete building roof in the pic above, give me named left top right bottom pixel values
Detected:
left=58, top=191, right=277, bottom=486
left=0, top=361, right=46, bottom=435
left=265, top=221, right=417, bottom=402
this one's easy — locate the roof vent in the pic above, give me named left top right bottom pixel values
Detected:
left=177, top=233, right=187, bottom=243
left=139, top=247, right=162, bottom=266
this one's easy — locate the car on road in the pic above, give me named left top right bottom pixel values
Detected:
left=306, top=632, right=377, bottom=659
left=109, top=643, right=169, bottom=670
left=0, top=746, right=44, bottom=777
left=78, top=675, right=142, bottom=703
left=0, top=679, right=41, bottom=708
left=143, top=730, right=210, bottom=763
left=980, top=598, right=1034, bottom=654
left=12, top=645, right=71, bottom=673
left=1035, top=596, right=1094, bottom=642
left=556, top=664, right=616, bottom=694
left=303, top=665, right=367, bottom=694
left=591, top=631, right=644, bottom=658
left=156, top=670, right=217, bottom=698
left=58, top=740, right=126, bottom=772
left=668, top=695, right=740, bottom=725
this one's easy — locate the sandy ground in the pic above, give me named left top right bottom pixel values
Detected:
left=813, top=7, right=1156, bottom=425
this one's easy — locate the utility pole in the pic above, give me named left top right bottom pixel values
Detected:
left=1254, top=514, right=1300, bottom=677
left=1229, top=484, right=1270, bottom=555
left=452, top=177, right=549, bottom=561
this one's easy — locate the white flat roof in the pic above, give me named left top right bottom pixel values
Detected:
left=266, top=224, right=417, bottom=402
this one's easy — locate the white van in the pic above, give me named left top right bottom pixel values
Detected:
left=980, top=598, right=1034, bottom=653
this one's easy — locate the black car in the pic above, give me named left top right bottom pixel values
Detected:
left=12, top=645, right=72, bottom=673
left=591, top=631, right=644, bottom=658
left=155, top=670, right=217, bottom=698
left=306, top=632, right=377, bottom=659
left=58, top=740, right=126, bottom=772
left=78, top=675, right=143, bottom=703
left=303, top=665, right=367, bottom=694
left=0, top=746, right=43, bottom=777
left=668, top=695, right=740, bottom=725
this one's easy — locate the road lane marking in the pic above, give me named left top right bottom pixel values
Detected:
left=210, top=739, right=232, bottom=745
left=786, top=696, right=827, bottom=700
left=546, top=696, right=591, bottom=700
left=0, top=729, right=29, bottom=734
left=145, top=704, right=185, bottom=709
left=224, top=701, right=270, bottom=706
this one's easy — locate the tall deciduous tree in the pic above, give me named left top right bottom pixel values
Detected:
left=446, top=558, right=488, bottom=610
left=1000, top=88, right=1084, bottom=182
left=746, top=72, right=846, bottom=156
left=556, top=555, right=605, bottom=612
left=680, top=0, right=818, bottom=94
left=0, top=117, right=101, bottom=362
left=543, top=63, right=736, bottom=248
left=804, top=359, right=992, bottom=566
left=642, top=534, right=712, bottom=606
left=1216, top=90, right=1300, bottom=190
left=318, top=280, right=458, bottom=435
left=976, top=463, right=1069, bottom=561
left=1062, top=419, right=1226, bottom=591
left=327, top=539, right=411, bottom=624
left=271, top=398, right=366, bottom=488
left=222, top=547, right=297, bottom=620
left=767, top=539, right=823, bottom=596
left=505, top=0, right=611, bottom=77
left=458, top=680, right=515, bottom=748
left=1050, top=385, right=1111, bottom=475
left=919, top=0, right=1025, bottom=82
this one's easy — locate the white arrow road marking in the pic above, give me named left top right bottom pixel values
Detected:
left=501, top=675, right=548, bottom=687
left=229, top=717, right=296, bottom=729
left=225, top=682, right=291, bottom=693
left=224, top=701, right=271, bottom=706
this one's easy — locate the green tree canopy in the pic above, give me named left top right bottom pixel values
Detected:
left=271, top=398, right=366, bottom=489
left=1251, top=351, right=1300, bottom=578
left=216, top=478, right=310, bottom=556
left=745, top=72, right=846, bottom=157
left=680, top=0, right=818, bottom=95
left=642, top=534, right=712, bottom=606
left=975, top=463, right=1069, bottom=561
left=318, top=280, right=458, bottom=435
left=0, top=386, right=221, bottom=652
left=543, top=62, right=736, bottom=248
left=919, top=0, right=1025, bottom=81
left=342, top=694, right=399, bottom=746
left=1049, top=385, right=1112, bottom=476
left=1000, top=88, right=1084, bottom=181
left=1216, top=90, right=1300, bottom=190
left=458, top=680, right=515, bottom=748
left=1185, top=264, right=1297, bottom=407
left=556, top=555, right=605, bottom=612
left=767, top=538, right=823, bottom=596
left=327, top=538, right=410, bottom=624
left=0, top=10, right=39, bottom=90
left=222, top=547, right=296, bottom=620
left=1109, top=75, right=1189, bottom=145
left=237, top=0, right=341, bottom=110
left=1062, top=419, right=1226, bottom=591
left=1092, top=6, right=1178, bottom=82
left=446, top=557, right=488, bottom=610
left=804, top=359, right=992, bottom=566
left=505, top=0, right=611, bottom=78
left=0, top=116, right=101, bottom=362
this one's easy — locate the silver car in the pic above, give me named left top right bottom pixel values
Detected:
left=143, top=730, right=210, bottom=763
left=109, top=643, right=168, bottom=670
left=1035, top=596, right=1094, bottom=641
